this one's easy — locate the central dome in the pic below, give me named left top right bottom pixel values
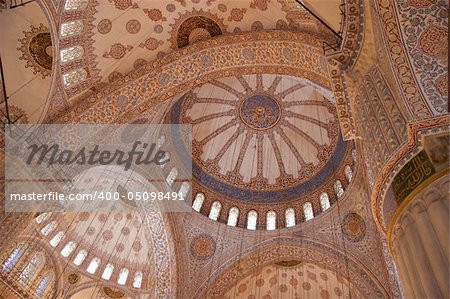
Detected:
left=169, top=74, right=349, bottom=203
left=239, top=94, right=281, bottom=130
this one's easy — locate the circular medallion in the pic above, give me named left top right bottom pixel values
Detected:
left=190, top=234, right=216, bottom=260
left=342, top=213, right=366, bottom=242
left=240, top=95, right=281, bottom=130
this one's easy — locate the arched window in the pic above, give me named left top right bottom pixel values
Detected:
left=2, top=245, right=24, bottom=272
left=247, top=210, right=258, bottom=230
left=266, top=211, right=277, bottom=230
left=208, top=201, right=222, bottom=221
left=49, top=231, right=65, bottom=247
left=41, top=221, right=57, bottom=236
left=35, top=274, right=51, bottom=297
left=166, top=167, right=178, bottom=187
left=352, top=149, right=357, bottom=163
left=192, top=193, right=204, bottom=212
left=320, top=193, right=331, bottom=211
left=60, top=241, right=76, bottom=257
left=285, top=208, right=296, bottom=228
left=60, top=46, right=84, bottom=63
left=101, top=263, right=114, bottom=280
left=133, top=271, right=143, bottom=288
left=86, top=257, right=100, bottom=274
left=64, top=0, right=88, bottom=10
left=334, top=180, right=344, bottom=198
left=19, top=253, right=42, bottom=285
left=178, top=182, right=190, bottom=200
left=227, top=207, right=239, bottom=226
left=160, top=152, right=170, bottom=169
left=35, top=212, right=51, bottom=224
left=156, top=135, right=165, bottom=148
left=303, top=202, right=314, bottom=221
left=73, top=250, right=87, bottom=266
left=345, top=165, right=353, bottom=182
left=117, top=268, right=129, bottom=285
left=62, top=68, right=87, bottom=87
left=61, top=20, right=84, bottom=37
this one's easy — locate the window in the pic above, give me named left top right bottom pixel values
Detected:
left=208, top=201, right=221, bottom=221
left=64, top=0, right=88, bottom=10
left=160, top=152, right=170, bottom=169
left=345, top=165, right=353, bottom=182
left=41, top=221, right=57, bottom=236
left=73, top=250, right=87, bottom=266
left=133, top=271, right=143, bottom=288
left=192, top=193, right=204, bottom=212
left=285, top=208, right=296, bottom=228
left=303, top=202, right=314, bottom=221
left=2, top=245, right=24, bottom=272
left=61, top=241, right=77, bottom=257
left=156, top=135, right=165, bottom=148
left=178, top=182, right=190, bottom=200
left=247, top=210, right=257, bottom=230
left=35, top=274, right=51, bottom=297
left=19, top=253, right=42, bottom=285
left=35, top=212, right=51, bottom=224
left=352, top=149, right=357, bottom=163
left=60, top=46, right=84, bottom=63
left=49, top=231, right=65, bottom=247
left=334, top=180, right=344, bottom=198
left=62, top=68, right=87, bottom=88
left=166, top=167, right=178, bottom=187
left=227, top=207, right=239, bottom=226
left=101, top=263, right=114, bottom=280
left=86, top=257, right=100, bottom=274
left=117, top=268, right=129, bottom=285
left=266, top=210, right=276, bottom=230
left=61, top=20, right=84, bottom=37
left=320, top=193, right=331, bottom=211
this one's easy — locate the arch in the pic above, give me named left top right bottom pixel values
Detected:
left=227, top=207, right=239, bottom=227
left=334, top=180, right=344, bottom=197
left=19, top=252, right=44, bottom=285
left=266, top=210, right=276, bottom=230
left=35, top=212, right=51, bottom=224
left=303, top=202, right=314, bottom=221
left=133, top=271, right=143, bottom=288
left=62, top=68, right=87, bottom=87
left=61, top=20, right=84, bottom=37
left=178, top=182, right=190, bottom=199
left=320, top=193, right=331, bottom=211
left=192, top=193, right=205, bottom=212
left=49, top=231, right=65, bottom=247
left=64, top=0, right=88, bottom=10
left=208, top=201, right=222, bottom=221
left=41, top=221, right=57, bottom=236
left=247, top=210, right=258, bottom=230
left=285, top=208, right=296, bottom=228
left=35, top=272, right=53, bottom=297
left=60, top=45, right=84, bottom=63
left=2, top=244, right=25, bottom=272
left=166, top=167, right=178, bottom=187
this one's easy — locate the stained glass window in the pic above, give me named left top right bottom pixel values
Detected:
left=266, top=211, right=277, bottom=230
left=117, top=268, right=129, bottom=285
left=345, top=165, right=353, bottom=182
left=133, top=271, right=143, bottom=288
left=62, top=69, right=87, bottom=88
left=320, top=193, right=331, bottom=211
left=285, top=208, right=296, bottom=228
left=166, top=167, right=178, bottom=187
left=192, top=193, right=204, bottom=212
left=73, top=250, right=87, bottom=266
left=19, top=253, right=42, bottom=285
left=101, top=263, right=114, bottom=280
left=208, top=201, right=221, bottom=221
left=334, top=180, right=344, bottom=198
left=60, top=46, right=84, bottom=63
left=64, top=0, right=88, bottom=10
left=41, top=221, right=57, bottom=236
left=61, top=20, right=84, bottom=37
left=49, top=231, right=65, bottom=247
left=35, top=275, right=50, bottom=297
left=227, top=207, right=239, bottom=226
left=2, top=245, right=24, bottom=272
left=178, top=182, right=190, bottom=200
left=303, top=202, right=314, bottom=221
left=247, top=210, right=257, bottom=230
left=86, top=257, right=100, bottom=274
left=60, top=241, right=76, bottom=257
